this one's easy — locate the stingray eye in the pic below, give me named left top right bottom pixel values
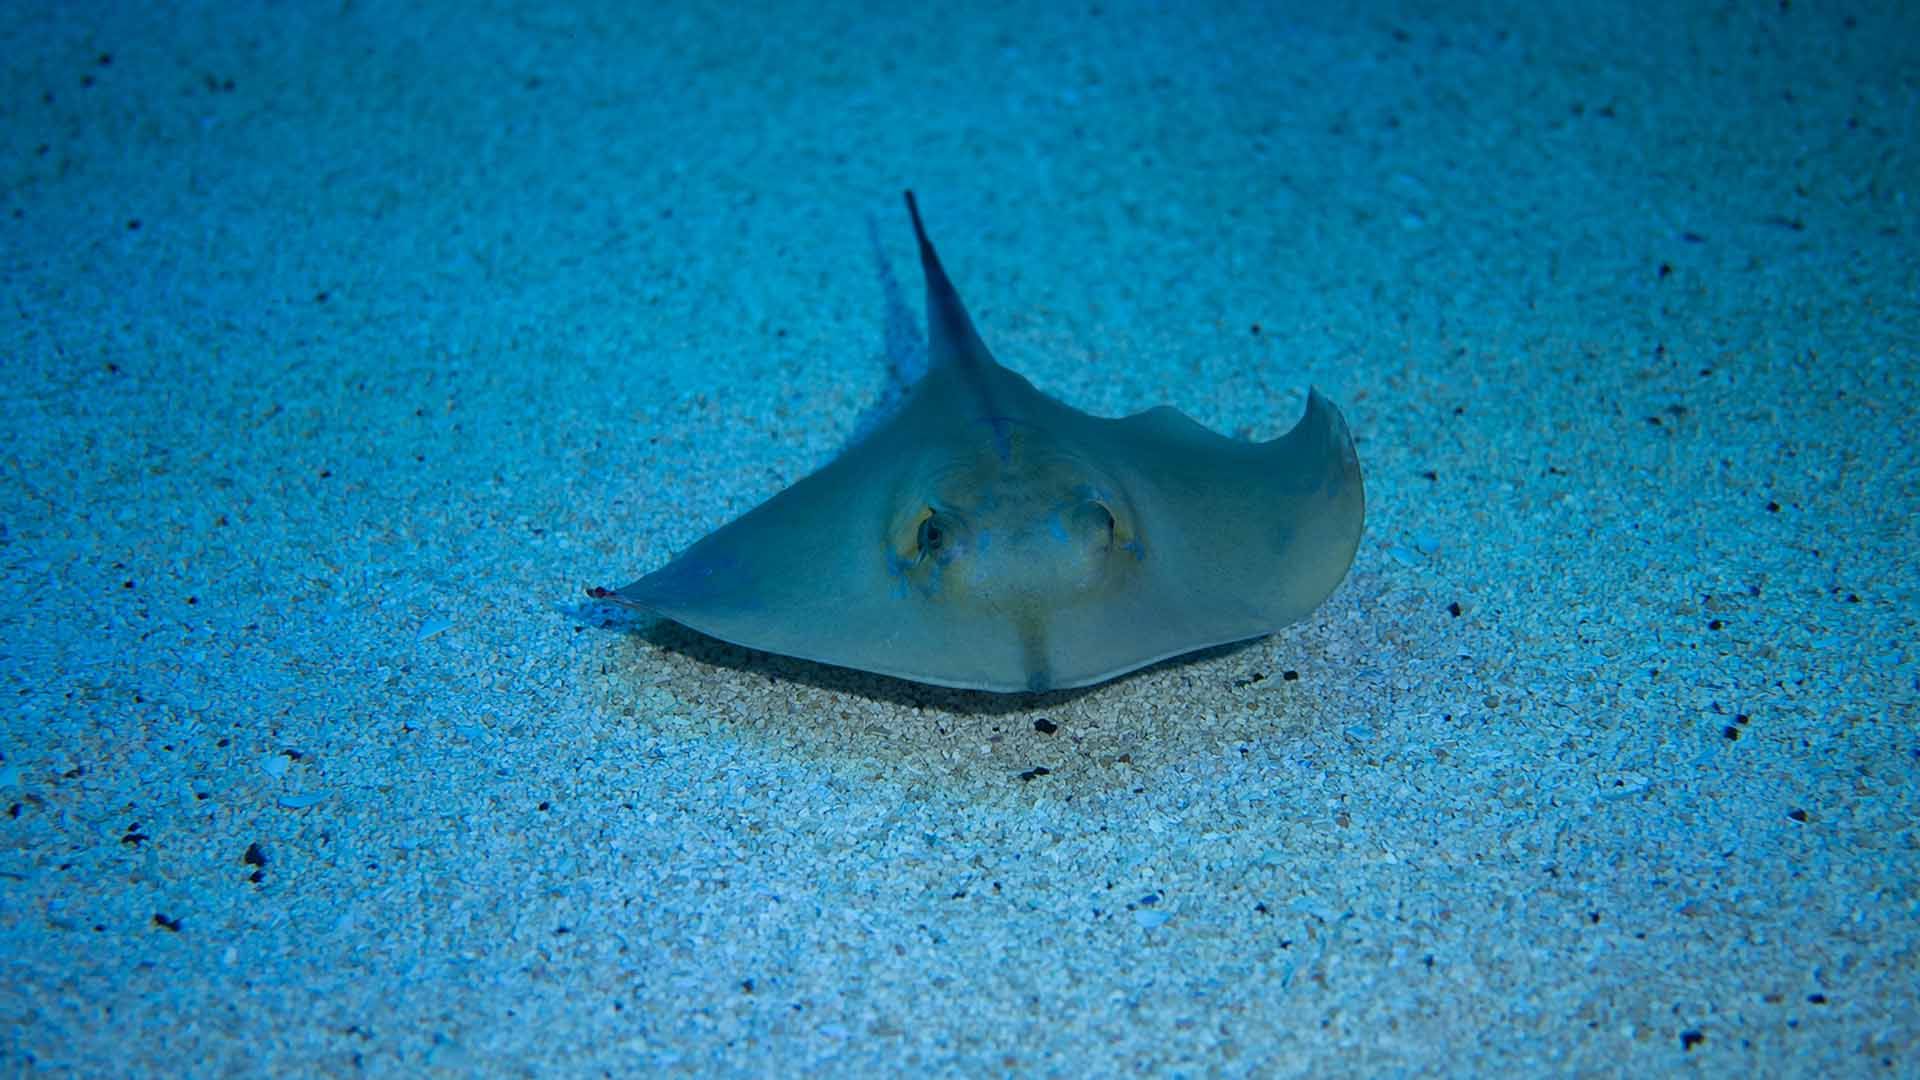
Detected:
left=1069, top=500, right=1117, bottom=549
left=917, top=513, right=946, bottom=555
left=902, top=506, right=961, bottom=566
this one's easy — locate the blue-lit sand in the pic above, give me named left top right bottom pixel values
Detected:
left=3, top=0, right=1915, bottom=1072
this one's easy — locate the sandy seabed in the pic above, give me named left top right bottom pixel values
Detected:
left=3, top=0, right=1915, bottom=1073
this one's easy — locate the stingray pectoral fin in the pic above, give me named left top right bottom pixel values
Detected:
left=1039, top=388, right=1363, bottom=685
left=598, top=426, right=1041, bottom=691
left=1169, top=387, right=1362, bottom=624
left=608, top=505, right=1034, bottom=690
left=602, top=443, right=881, bottom=641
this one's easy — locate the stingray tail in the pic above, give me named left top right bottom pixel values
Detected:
left=903, top=191, right=993, bottom=371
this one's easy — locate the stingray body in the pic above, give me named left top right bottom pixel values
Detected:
left=596, top=193, right=1364, bottom=692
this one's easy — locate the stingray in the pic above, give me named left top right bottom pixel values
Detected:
left=591, top=193, right=1364, bottom=693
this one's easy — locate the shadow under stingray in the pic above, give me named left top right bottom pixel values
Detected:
left=577, top=600, right=1258, bottom=718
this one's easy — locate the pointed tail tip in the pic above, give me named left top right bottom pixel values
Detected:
left=903, top=189, right=928, bottom=245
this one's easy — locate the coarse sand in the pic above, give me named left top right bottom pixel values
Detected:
left=3, top=0, right=1915, bottom=1073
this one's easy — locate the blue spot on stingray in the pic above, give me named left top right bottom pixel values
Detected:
left=885, top=547, right=947, bottom=600
left=885, top=550, right=914, bottom=598
left=1122, top=539, right=1146, bottom=562
left=921, top=558, right=947, bottom=598
left=976, top=414, right=1017, bottom=463
left=1046, top=514, right=1070, bottom=543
